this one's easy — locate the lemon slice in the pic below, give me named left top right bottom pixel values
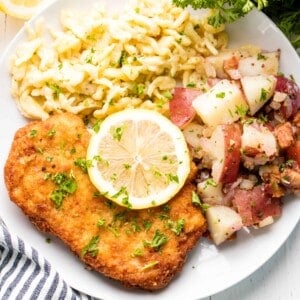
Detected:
left=0, top=0, right=42, bottom=20
left=87, top=109, right=190, bottom=209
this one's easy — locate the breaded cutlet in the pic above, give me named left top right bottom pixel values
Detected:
left=4, top=112, right=206, bottom=290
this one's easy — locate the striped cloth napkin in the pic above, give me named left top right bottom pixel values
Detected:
left=0, top=218, right=95, bottom=300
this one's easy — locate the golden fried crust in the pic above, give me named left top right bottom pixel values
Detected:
left=4, top=112, right=206, bottom=291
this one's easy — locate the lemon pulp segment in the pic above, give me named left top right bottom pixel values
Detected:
left=87, top=109, right=190, bottom=209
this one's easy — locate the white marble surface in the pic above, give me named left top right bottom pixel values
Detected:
left=1, top=9, right=299, bottom=300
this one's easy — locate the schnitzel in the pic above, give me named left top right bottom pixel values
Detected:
left=4, top=112, right=206, bottom=290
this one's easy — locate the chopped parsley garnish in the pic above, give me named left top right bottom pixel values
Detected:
left=187, top=82, right=196, bottom=88
left=131, top=219, right=142, bottom=232
left=143, top=220, right=153, bottom=231
left=86, top=34, right=96, bottom=41
left=216, top=91, right=226, bottom=99
left=228, top=108, right=234, bottom=118
left=92, top=120, right=102, bottom=133
left=48, top=172, right=77, bottom=208
left=81, top=236, right=100, bottom=257
left=257, top=113, right=268, bottom=124
left=285, top=159, right=295, bottom=168
left=167, top=218, right=185, bottom=235
left=47, top=128, right=56, bottom=138
left=156, top=98, right=167, bottom=109
left=159, top=212, right=170, bottom=220
left=143, top=230, right=168, bottom=251
left=123, top=163, right=131, bottom=170
left=122, top=197, right=132, bottom=208
left=163, top=204, right=171, bottom=212
left=260, top=88, right=268, bottom=102
left=105, top=199, right=116, bottom=209
left=113, top=211, right=127, bottom=223
left=112, top=186, right=132, bottom=208
left=96, top=215, right=123, bottom=238
left=36, top=147, right=44, bottom=154
left=50, top=190, right=65, bottom=208
left=257, top=53, right=267, bottom=60
left=29, top=129, right=38, bottom=138
left=85, top=48, right=95, bottom=64
left=140, top=261, right=159, bottom=271
left=131, top=248, right=143, bottom=257
left=119, top=50, right=128, bottom=67
left=290, top=74, right=295, bottom=82
left=74, top=158, right=92, bottom=173
left=97, top=218, right=106, bottom=227
left=162, top=90, right=173, bottom=99
left=204, top=178, right=217, bottom=188
left=93, top=190, right=102, bottom=198
left=242, top=117, right=255, bottom=125
left=132, top=83, right=145, bottom=96
left=112, top=126, right=125, bottom=141
left=158, top=204, right=171, bottom=220
left=235, top=104, right=249, bottom=117
left=107, top=225, right=120, bottom=238
left=70, top=147, right=76, bottom=155
left=46, top=82, right=62, bottom=99
left=93, top=155, right=109, bottom=167
left=46, top=156, right=54, bottom=162
left=153, top=167, right=162, bottom=177
left=191, top=191, right=210, bottom=212
left=279, top=159, right=295, bottom=172
left=165, top=173, right=179, bottom=183
left=191, top=191, right=201, bottom=205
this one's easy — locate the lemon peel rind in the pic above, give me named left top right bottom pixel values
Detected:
left=0, top=0, right=41, bottom=20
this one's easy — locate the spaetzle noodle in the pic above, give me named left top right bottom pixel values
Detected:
left=9, top=0, right=228, bottom=120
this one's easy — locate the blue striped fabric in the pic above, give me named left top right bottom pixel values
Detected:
left=0, top=219, right=95, bottom=300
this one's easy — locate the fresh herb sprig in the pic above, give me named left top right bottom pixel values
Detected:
left=172, top=0, right=268, bottom=27
left=172, top=0, right=300, bottom=51
left=263, top=1, right=300, bottom=49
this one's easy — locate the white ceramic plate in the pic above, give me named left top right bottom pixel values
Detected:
left=0, top=1, right=299, bottom=299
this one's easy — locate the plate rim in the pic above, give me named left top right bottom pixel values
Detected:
left=0, top=1, right=299, bottom=299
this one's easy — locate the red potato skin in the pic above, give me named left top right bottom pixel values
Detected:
left=223, top=56, right=240, bottom=79
left=220, top=123, right=242, bottom=183
left=169, top=87, right=203, bottom=128
left=223, top=55, right=239, bottom=71
left=232, top=185, right=282, bottom=226
left=287, top=140, right=300, bottom=166
left=275, top=76, right=300, bottom=119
